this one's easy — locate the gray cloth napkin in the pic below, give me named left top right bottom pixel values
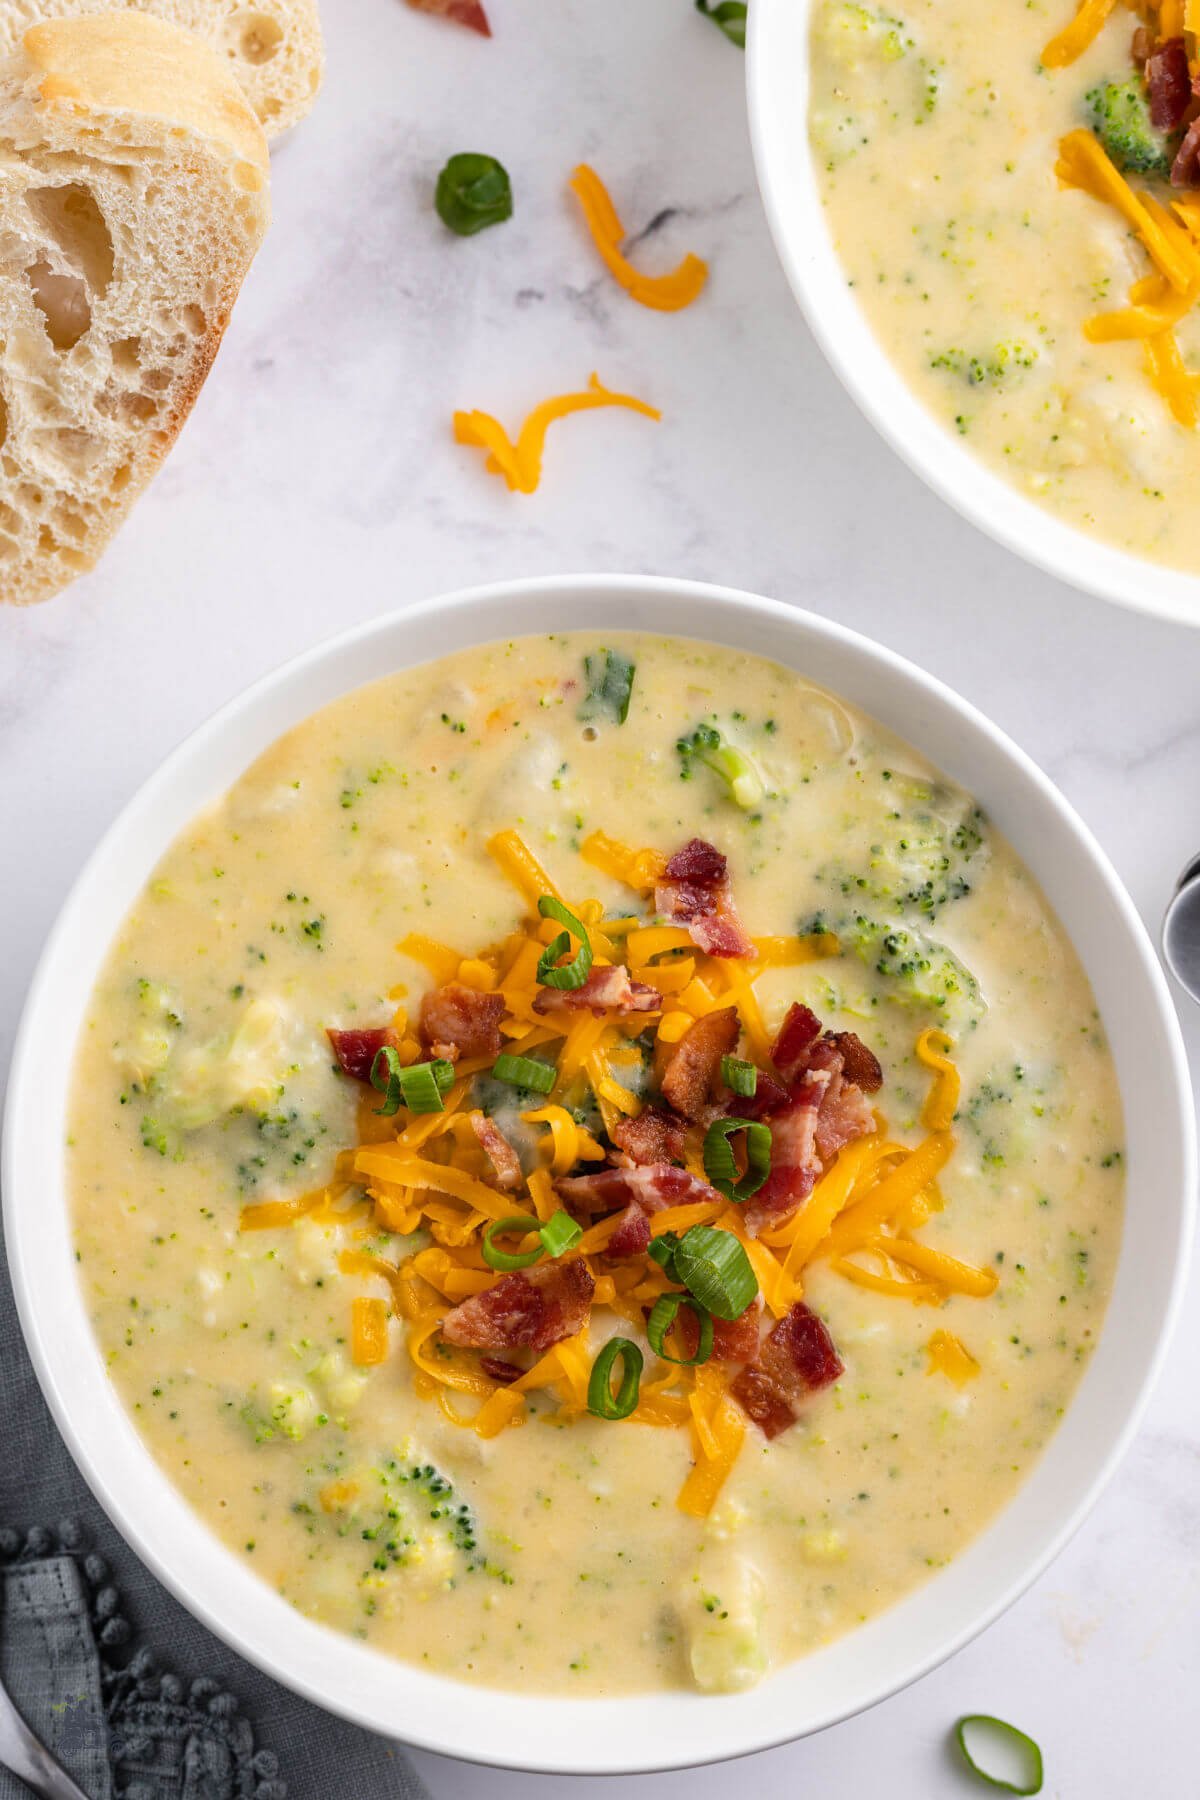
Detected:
left=0, top=1224, right=433, bottom=1800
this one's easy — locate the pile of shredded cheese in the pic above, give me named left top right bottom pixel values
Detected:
left=241, top=829, right=995, bottom=1517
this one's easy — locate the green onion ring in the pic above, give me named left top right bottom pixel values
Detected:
left=587, top=1337, right=643, bottom=1420
left=481, top=1214, right=544, bottom=1272
left=647, top=1293, right=714, bottom=1366
left=954, top=1716, right=1044, bottom=1795
left=703, top=1116, right=772, bottom=1203
left=539, top=1210, right=583, bottom=1259
left=647, top=1231, right=680, bottom=1274
left=535, top=896, right=594, bottom=991
left=672, top=1225, right=758, bottom=1322
left=720, top=1055, right=758, bottom=1098
left=370, top=1044, right=404, bottom=1116
left=492, top=1052, right=556, bottom=1093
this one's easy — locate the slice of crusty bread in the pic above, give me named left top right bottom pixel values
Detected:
left=0, top=0, right=323, bottom=137
left=0, top=12, right=270, bottom=606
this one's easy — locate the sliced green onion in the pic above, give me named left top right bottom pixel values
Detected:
left=579, top=650, right=636, bottom=725
left=720, top=1055, right=758, bottom=1098
left=539, top=1210, right=582, bottom=1258
left=703, top=1116, right=772, bottom=1203
left=435, top=152, right=513, bottom=235
left=492, top=1052, right=556, bottom=1094
left=481, top=1214, right=544, bottom=1272
left=672, top=1225, right=758, bottom=1321
left=647, top=1293, right=713, bottom=1366
left=647, top=1231, right=679, bottom=1273
left=535, top=895, right=594, bottom=991
left=587, top=1336, right=643, bottom=1420
left=370, top=1048, right=454, bottom=1117
left=954, top=1717, right=1043, bottom=1796
left=695, top=0, right=747, bottom=48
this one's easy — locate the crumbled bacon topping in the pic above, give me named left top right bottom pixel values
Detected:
left=771, top=1002, right=822, bottom=1081
left=1148, top=36, right=1191, bottom=129
left=655, top=838, right=754, bottom=959
left=406, top=0, right=491, bottom=35
left=327, top=1026, right=400, bottom=1084
left=441, top=1261, right=594, bottom=1353
left=607, top=1201, right=652, bottom=1258
left=660, top=1005, right=740, bottom=1120
left=471, top=1113, right=523, bottom=1189
left=742, top=1070, right=828, bottom=1236
left=480, top=1356, right=524, bottom=1385
left=730, top=1301, right=844, bottom=1439
left=611, top=1105, right=686, bottom=1166
left=557, top=1162, right=720, bottom=1216
left=418, top=982, right=505, bottom=1062
left=676, top=1292, right=763, bottom=1363
left=533, top=963, right=661, bottom=1016
left=1173, top=115, right=1200, bottom=186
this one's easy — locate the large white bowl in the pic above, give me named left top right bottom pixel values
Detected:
left=3, top=575, right=1194, bottom=1774
left=747, top=0, right=1200, bottom=626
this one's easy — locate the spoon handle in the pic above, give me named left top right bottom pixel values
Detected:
left=0, top=1679, right=94, bottom=1800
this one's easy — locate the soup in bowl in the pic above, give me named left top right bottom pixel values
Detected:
left=4, top=578, right=1191, bottom=1772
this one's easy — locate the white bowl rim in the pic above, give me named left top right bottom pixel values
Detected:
left=746, top=0, right=1200, bottom=627
left=3, top=572, right=1194, bottom=1775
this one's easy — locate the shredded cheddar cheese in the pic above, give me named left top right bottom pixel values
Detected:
left=1041, top=0, right=1117, bottom=68
left=568, top=164, right=709, bottom=312
left=454, top=373, right=660, bottom=494
left=926, top=1328, right=980, bottom=1386
left=247, top=841, right=995, bottom=1521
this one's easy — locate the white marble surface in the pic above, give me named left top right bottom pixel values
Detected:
left=2, top=0, right=1199, bottom=1793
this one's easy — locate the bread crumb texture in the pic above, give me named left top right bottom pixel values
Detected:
left=0, top=13, right=270, bottom=606
left=0, top=0, right=323, bottom=136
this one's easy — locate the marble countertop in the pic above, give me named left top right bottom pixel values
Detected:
left=3, top=0, right=1199, bottom=1793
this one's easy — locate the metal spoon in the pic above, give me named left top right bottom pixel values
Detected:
left=1161, top=852, right=1200, bottom=1002
left=0, top=1678, right=92, bottom=1800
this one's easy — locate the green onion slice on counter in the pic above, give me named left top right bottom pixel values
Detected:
left=370, top=1048, right=453, bottom=1117
left=720, top=1054, right=758, bottom=1097
left=672, top=1225, right=757, bottom=1321
left=535, top=895, right=594, bottom=991
left=954, top=1716, right=1044, bottom=1795
left=703, top=1116, right=772, bottom=1203
left=435, top=152, right=513, bottom=235
left=538, top=1210, right=583, bottom=1258
left=647, top=1293, right=713, bottom=1366
left=481, top=1214, right=544, bottom=1272
left=695, top=0, right=747, bottom=48
left=491, top=1052, right=556, bottom=1093
left=587, top=1337, right=644, bottom=1420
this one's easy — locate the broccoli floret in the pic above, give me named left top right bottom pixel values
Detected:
left=676, top=722, right=766, bottom=809
left=1086, top=78, right=1174, bottom=178
left=929, top=344, right=1039, bottom=387
left=820, top=778, right=988, bottom=922
left=804, top=909, right=984, bottom=1023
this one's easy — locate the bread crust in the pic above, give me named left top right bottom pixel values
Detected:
left=0, top=13, right=270, bottom=605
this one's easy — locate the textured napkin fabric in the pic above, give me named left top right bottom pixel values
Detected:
left=0, top=1225, right=433, bottom=1800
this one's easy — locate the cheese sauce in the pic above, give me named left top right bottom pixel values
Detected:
left=68, top=633, right=1123, bottom=1694
left=810, top=0, right=1200, bottom=571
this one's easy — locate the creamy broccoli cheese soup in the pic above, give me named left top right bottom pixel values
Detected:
left=69, top=633, right=1123, bottom=1695
left=810, top=0, right=1200, bottom=571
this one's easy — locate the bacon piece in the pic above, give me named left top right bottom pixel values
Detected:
left=676, top=1292, right=763, bottom=1363
left=824, top=1030, right=883, bottom=1094
left=608, top=1201, right=652, bottom=1258
left=771, top=1002, right=822, bottom=1081
left=418, top=982, right=505, bottom=1063
left=1149, top=36, right=1191, bottom=128
left=741, top=1070, right=829, bottom=1236
left=327, top=1026, right=399, bottom=1084
left=655, top=839, right=753, bottom=959
left=661, top=1006, right=740, bottom=1120
left=470, top=1113, right=523, bottom=1190
left=532, top=964, right=661, bottom=1016
left=481, top=1356, right=523, bottom=1384
left=441, top=1261, right=594, bottom=1353
left=558, top=1162, right=720, bottom=1216
left=611, top=1105, right=686, bottom=1166
left=1173, top=115, right=1200, bottom=185
left=723, top=1067, right=790, bottom=1120
left=730, top=1301, right=843, bottom=1439
left=406, top=0, right=491, bottom=35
